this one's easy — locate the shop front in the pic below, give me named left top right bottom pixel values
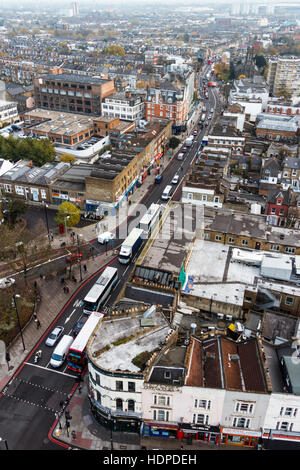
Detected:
left=177, top=423, right=220, bottom=444
left=89, top=396, right=141, bottom=434
left=142, top=420, right=178, bottom=438
left=220, top=427, right=261, bottom=447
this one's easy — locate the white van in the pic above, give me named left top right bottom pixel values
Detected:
left=50, top=334, right=73, bottom=368
left=161, top=185, right=172, bottom=200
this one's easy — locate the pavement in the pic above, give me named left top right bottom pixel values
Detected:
left=1, top=104, right=225, bottom=451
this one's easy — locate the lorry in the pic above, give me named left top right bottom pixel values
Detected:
left=185, top=136, right=194, bottom=147
left=118, top=227, right=144, bottom=264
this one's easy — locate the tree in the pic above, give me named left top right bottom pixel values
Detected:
left=55, top=201, right=80, bottom=228
left=168, top=137, right=181, bottom=149
left=103, top=45, right=125, bottom=56
left=255, top=55, right=267, bottom=69
left=4, top=197, right=28, bottom=227
left=277, top=86, right=292, bottom=100
left=59, top=153, right=75, bottom=164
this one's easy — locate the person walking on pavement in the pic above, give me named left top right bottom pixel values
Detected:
left=83, top=264, right=87, bottom=273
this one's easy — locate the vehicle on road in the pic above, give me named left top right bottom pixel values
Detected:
left=0, top=277, right=15, bottom=289
left=82, top=266, right=118, bottom=314
left=45, top=326, right=64, bottom=347
left=155, top=174, right=163, bottom=184
left=72, top=315, right=88, bottom=337
left=138, top=203, right=162, bottom=237
left=182, top=146, right=187, bottom=152
left=50, top=334, right=74, bottom=368
left=161, top=185, right=172, bottom=201
left=172, top=175, right=179, bottom=184
left=67, top=312, right=103, bottom=373
left=185, top=136, right=193, bottom=147
left=118, top=228, right=144, bottom=264
left=97, top=231, right=115, bottom=244
left=201, top=113, right=206, bottom=122
left=177, top=152, right=184, bottom=160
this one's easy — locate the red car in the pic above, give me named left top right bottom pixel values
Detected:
left=66, top=253, right=82, bottom=263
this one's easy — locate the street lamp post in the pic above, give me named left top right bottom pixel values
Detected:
left=12, top=294, right=26, bottom=351
left=64, top=215, right=70, bottom=241
left=77, top=234, right=83, bottom=282
left=43, top=202, right=51, bottom=244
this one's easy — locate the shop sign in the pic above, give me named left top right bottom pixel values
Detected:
left=221, top=428, right=261, bottom=437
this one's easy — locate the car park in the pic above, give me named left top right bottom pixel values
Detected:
left=172, top=174, right=179, bottom=184
left=45, top=326, right=64, bottom=347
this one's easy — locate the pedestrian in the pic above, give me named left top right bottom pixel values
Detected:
left=63, top=286, right=67, bottom=293
left=61, top=277, right=65, bottom=284
left=66, top=286, right=69, bottom=293
left=36, top=320, right=41, bottom=329
left=83, top=264, right=87, bottom=273
left=40, top=273, right=43, bottom=280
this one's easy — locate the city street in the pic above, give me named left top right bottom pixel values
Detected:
left=0, top=85, right=219, bottom=450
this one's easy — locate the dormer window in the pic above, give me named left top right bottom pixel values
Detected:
left=277, top=199, right=283, bottom=205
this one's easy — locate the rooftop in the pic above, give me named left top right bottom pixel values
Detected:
left=87, top=309, right=171, bottom=375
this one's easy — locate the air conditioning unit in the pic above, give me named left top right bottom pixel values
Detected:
left=217, top=313, right=224, bottom=320
left=226, top=314, right=233, bottom=321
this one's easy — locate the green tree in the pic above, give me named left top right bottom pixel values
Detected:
left=103, top=45, right=125, bottom=56
left=168, top=137, right=181, bottom=149
left=277, top=86, right=292, bottom=100
left=255, top=55, right=267, bottom=68
left=55, top=201, right=80, bottom=228
left=59, top=153, right=75, bottom=164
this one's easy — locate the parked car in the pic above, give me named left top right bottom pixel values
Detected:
left=98, top=231, right=115, bottom=244
left=0, top=277, right=15, bottom=289
left=45, top=326, right=64, bottom=347
left=72, top=316, right=88, bottom=337
left=172, top=174, right=179, bottom=184
left=177, top=153, right=184, bottom=160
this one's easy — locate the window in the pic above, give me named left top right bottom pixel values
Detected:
left=204, top=233, right=211, bottom=240
left=40, top=189, right=47, bottom=199
left=128, top=382, right=135, bottom=392
left=15, top=186, right=24, bottom=196
left=156, top=410, right=169, bottom=421
left=270, top=244, right=280, bottom=251
left=285, top=296, right=294, bottom=306
left=233, top=417, right=250, bottom=428
left=3, top=184, right=12, bottom=193
left=193, top=414, right=209, bottom=425
left=128, top=400, right=135, bottom=412
left=116, top=381, right=123, bottom=391
left=235, top=402, right=254, bottom=414
left=215, top=235, right=222, bottom=241
left=242, top=240, right=248, bottom=246
left=116, top=398, right=123, bottom=410
left=228, top=237, right=235, bottom=243
left=285, top=247, right=295, bottom=254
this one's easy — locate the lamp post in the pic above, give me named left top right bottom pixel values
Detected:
left=64, top=215, right=70, bottom=241
left=0, top=437, right=9, bottom=450
left=77, top=234, right=83, bottom=282
left=12, top=294, right=26, bottom=351
left=43, top=202, right=51, bottom=244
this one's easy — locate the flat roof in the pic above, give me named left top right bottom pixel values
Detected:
left=137, top=202, right=198, bottom=276
left=41, top=73, right=110, bottom=85
left=87, top=310, right=171, bottom=374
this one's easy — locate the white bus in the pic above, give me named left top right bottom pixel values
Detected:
left=82, top=266, right=118, bottom=314
left=138, top=203, right=162, bottom=236
left=161, top=185, right=172, bottom=201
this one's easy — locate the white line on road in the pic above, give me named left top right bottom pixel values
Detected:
left=65, top=308, right=77, bottom=324
left=24, top=361, right=76, bottom=378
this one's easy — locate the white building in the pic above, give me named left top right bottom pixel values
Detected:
left=102, top=91, right=144, bottom=123
left=0, top=99, right=18, bottom=124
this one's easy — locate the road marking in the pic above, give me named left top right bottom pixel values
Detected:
left=73, top=299, right=81, bottom=308
left=65, top=308, right=77, bottom=324
left=24, top=361, right=76, bottom=378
